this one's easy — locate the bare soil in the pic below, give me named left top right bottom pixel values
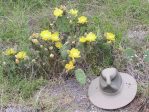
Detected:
left=32, top=77, right=148, bottom=112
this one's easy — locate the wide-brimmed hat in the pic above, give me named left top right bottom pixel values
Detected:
left=88, top=68, right=137, bottom=110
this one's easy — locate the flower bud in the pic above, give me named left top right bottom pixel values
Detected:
left=31, top=33, right=39, bottom=38
left=72, top=41, right=75, bottom=44
left=50, top=53, right=54, bottom=58
left=32, top=59, right=36, bottom=63
left=15, top=59, right=19, bottom=64
left=49, top=46, right=53, bottom=50
left=40, top=45, right=43, bottom=48
left=32, top=39, right=39, bottom=44
left=69, top=20, right=72, bottom=24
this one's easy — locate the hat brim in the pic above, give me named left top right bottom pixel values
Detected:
left=88, top=72, right=137, bottom=110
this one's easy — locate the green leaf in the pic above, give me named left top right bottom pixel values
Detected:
left=75, top=69, right=86, bottom=85
left=124, top=48, right=135, bottom=60
left=144, top=50, right=149, bottom=62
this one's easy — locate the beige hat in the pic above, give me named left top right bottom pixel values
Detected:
left=88, top=68, right=137, bottom=110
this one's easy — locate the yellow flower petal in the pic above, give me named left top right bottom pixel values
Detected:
left=68, top=48, right=81, bottom=59
left=65, top=60, right=75, bottom=71
left=53, top=8, right=63, bottom=17
left=40, top=30, right=51, bottom=41
left=51, top=32, right=60, bottom=42
left=55, top=42, right=63, bottom=49
left=5, top=48, right=16, bottom=56
left=69, top=9, right=78, bottom=16
left=78, top=16, right=88, bottom=24
left=79, top=36, right=87, bottom=43
left=105, top=32, right=115, bottom=42
left=86, top=32, right=97, bottom=42
left=15, top=51, right=27, bottom=60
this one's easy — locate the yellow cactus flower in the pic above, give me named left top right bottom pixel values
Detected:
left=55, top=42, right=63, bottom=49
left=31, top=39, right=39, bottom=44
left=40, top=30, right=51, bottom=41
left=69, top=9, right=78, bottom=16
left=51, top=32, right=60, bottom=42
left=53, top=8, right=63, bottom=17
left=79, top=36, right=87, bottom=43
left=68, top=48, right=81, bottom=59
left=78, top=16, right=88, bottom=24
left=15, top=51, right=27, bottom=60
left=105, top=32, right=115, bottom=42
left=86, top=32, right=97, bottom=42
left=5, top=48, right=16, bottom=56
left=65, top=60, right=75, bottom=72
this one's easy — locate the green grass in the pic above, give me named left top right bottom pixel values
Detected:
left=0, top=0, right=149, bottom=108
left=0, top=74, right=47, bottom=105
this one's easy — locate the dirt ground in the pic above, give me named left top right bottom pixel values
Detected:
left=33, top=77, right=148, bottom=112
left=4, top=76, right=148, bottom=112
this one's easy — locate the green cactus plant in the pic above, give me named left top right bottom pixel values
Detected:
left=75, top=68, right=86, bottom=85
left=60, top=44, right=70, bottom=60
left=124, top=48, right=136, bottom=60
left=144, top=50, right=149, bottom=62
left=55, top=16, right=71, bottom=33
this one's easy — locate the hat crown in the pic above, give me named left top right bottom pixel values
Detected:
left=100, top=68, right=122, bottom=94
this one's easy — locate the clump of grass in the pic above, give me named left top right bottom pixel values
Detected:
left=0, top=76, right=47, bottom=105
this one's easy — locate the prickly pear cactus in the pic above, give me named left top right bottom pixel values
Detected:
left=144, top=50, right=149, bottom=62
left=60, top=44, right=69, bottom=60
left=75, top=69, right=86, bottom=85
left=56, top=16, right=71, bottom=33
left=124, top=48, right=135, bottom=60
